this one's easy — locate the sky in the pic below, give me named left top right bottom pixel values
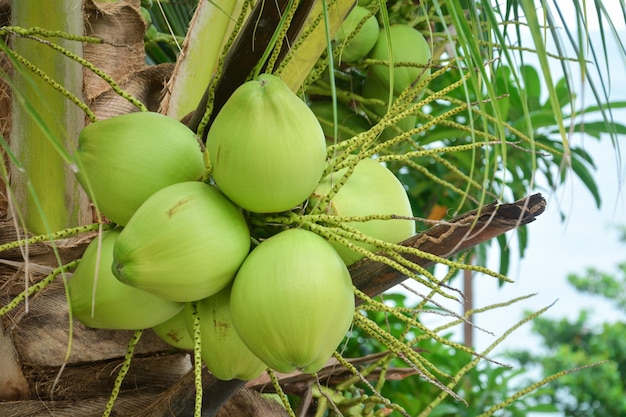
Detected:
left=396, top=3, right=626, bottom=408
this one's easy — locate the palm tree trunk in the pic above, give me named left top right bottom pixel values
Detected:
left=9, top=0, right=91, bottom=234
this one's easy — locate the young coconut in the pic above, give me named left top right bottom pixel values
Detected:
left=187, top=287, right=267, bottom=381
left=311, top=157, right=415, bottom=265
left=368, top=24, right=432, bottom=96
left=230, top=228, right=354, bottom=374
left=152, top=305, right=195, bottom=350
left=74, top=112, right=205, bottom=226
left=112, top=181, right=250, bottom=302
left=334, top=5, right=379, bottom=63
left=68, top=229, right=184, bottom=330
left=206, top=74, right=326, bottom=213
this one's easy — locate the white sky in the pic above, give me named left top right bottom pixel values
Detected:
left=554, top=0, right=626, bottom=30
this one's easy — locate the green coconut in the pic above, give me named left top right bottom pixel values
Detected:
left=189, top=287, right=267, bottom=381
left=112, top=181, right=250, bottom=302
left=152, top=305, right=195, bottom=350
left=74, top=112, right=205, bottom=226
left=334, top=6, right=379, bottom=63
left=311, top=158, right=415, bottom=265
left=68, top=229, right=184, bottom=330
left=206, top=74, right=326, bottom=213
left=368, top=24, right=432, bottom=96
left=230, top=228, right=354, bottom=374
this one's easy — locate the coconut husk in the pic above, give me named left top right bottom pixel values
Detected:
left=89, top=63, right=174, bottom=119
left=83, top=0, right=174, bottom=120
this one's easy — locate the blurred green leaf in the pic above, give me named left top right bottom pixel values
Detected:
left=569, top=150, right=602, bottom=207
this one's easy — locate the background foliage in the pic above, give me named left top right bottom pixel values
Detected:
left=508, top=227, right=626, bottom=417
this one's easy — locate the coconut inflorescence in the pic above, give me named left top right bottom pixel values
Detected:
left=72, top=46, right=418, bottom=380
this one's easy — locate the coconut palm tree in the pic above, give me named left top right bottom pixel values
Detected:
left=0, top=0, right=624, bottom=415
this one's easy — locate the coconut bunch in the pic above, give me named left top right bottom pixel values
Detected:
left=311, top=5, right=432, bottom=142
left=69, top=73, right=417, bottom=380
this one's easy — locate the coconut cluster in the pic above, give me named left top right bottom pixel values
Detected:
left=312, top=9, right=433, bottom=142
left=69, top=74, right=416, bottom=380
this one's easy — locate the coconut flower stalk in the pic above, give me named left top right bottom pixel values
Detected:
left=161, top=0, right=247, bottom=121
left=183, top=0, right=357, bottom=140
